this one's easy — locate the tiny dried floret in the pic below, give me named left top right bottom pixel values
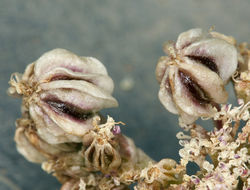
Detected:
left=82, top=117, right=140, bottom=174
left=139, top=159, right=185, bottom=187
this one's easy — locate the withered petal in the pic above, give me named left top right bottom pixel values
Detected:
left=176, top=28, right=203, bottom=50
left=34, top=49, right=108, bottom=81
left=155, top=56, right=170, bottom=83
left=39, top=80, right=118, bottom=109
left=29, top=104, right=83, bottom=144
left=40, top=101, right=96, bottom=136
left=179, top=57, right=228, bottom=104
left=158, top=66, right=178, bottom=114
left=183, top=38, right=237, bottom=82
left=15, top=127, right=47, bottom=163
left=171, top=66, right=216, bottom=117
left=41, top=67, right=114, bottom=93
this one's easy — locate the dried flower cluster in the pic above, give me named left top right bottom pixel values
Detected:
left=234, top=42, right=250, bottom=103
left=8, top=29, right=249, bottom=190
left=176, top=102, right=249, bottom=189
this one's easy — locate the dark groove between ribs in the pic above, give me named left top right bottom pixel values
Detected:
left=50, top=75, right=73, bottom=81
left=50, top=75, right=92, bottom=84
left=45, top=99, right=93, bottom=121
left=178, top=70, right=211, bottom=105
left=187, top=55, right=219, bottom=74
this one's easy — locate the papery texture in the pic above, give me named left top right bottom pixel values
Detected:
left=234, top=43, right=250, bottom=103
left=156, top=28, right=238, bottom=124
left=8, top=48, right=118, bottom=147
left=8, top=31, right=249, bottom=190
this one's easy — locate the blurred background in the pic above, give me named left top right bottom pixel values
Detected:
left=0, top=0, right=249, bottom=189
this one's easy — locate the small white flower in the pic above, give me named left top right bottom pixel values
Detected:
left=202, top=161, right=214, bottom=172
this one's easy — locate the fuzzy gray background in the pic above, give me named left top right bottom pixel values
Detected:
left=0, top=0, right=249, bottom=189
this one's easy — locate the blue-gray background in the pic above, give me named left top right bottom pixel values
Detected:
left=0, top=0, right=249, bottom=189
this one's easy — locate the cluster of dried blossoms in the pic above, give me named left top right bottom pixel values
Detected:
left=8, top=28, right=249, bottom=190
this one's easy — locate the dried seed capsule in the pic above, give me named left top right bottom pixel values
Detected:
left=15, top=125, right=47, bottom=163
left=8, top=49, right=118, bottom=144
left=15, top=117, right=82, bottom=163
left=81, top=116, right=140, bottom=174
left=84, top=136, right=122, bottom=173
left=156, top=28, right=238, bottom=124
